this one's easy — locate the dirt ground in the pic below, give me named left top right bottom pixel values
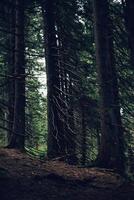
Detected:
left=0, top=148, right=134, bottom=200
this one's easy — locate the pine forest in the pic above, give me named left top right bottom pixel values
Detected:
left=0, top=0, right=134, bottom=200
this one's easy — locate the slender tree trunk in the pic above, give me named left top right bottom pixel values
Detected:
left=96, top=127, right=100, bottom=152
left=81, top=103, right=87, bottom=165
left=93, top=0, right=125, bottom=173
left=7, top=0, right=15, bottom=143
left=8, top=0, right=25, bottom=150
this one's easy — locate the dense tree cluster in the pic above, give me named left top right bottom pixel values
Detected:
left=0, top=0, right=133, bottom=175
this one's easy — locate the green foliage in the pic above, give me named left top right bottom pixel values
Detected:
left=25, top=3, right=47, bottom=154
left=0, top=0, right=133, bottom=175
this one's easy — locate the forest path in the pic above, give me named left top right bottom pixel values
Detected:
left=0, top=148, right=133, bottom=200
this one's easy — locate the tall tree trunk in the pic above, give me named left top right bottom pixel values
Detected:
left=8, top=0, right=25, bottom=150
left=122, top=0, right=134, bottom=173
left=42, top=0, right=66, bottom=158
left=93, top=0, right=125, bottom=173
left=56, top=21, right=77, bottom=164
left=7, top=0, right=15, bottom=143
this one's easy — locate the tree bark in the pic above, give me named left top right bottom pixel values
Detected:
left=8, top=0, right=25, bottom=150
left=7, top=0, right=15, bottom=143
left=93, top=0, right=125, bottom=173
left=81, top=102, right=87, bottom=165
left=122, top=0, right=134, bottom=173
left=42, top=0, right=66, bottom=158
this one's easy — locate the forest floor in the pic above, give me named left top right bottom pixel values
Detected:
left=0, top=148, right=134, bottom=200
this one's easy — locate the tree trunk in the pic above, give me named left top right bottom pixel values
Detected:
left=93, top=0, right=125, bottom=173
left=122, top=0, right=134, bottom=174
left=81, top=103, right=87, bottom=165
left=8, top=0, right=25, bottom=150
left=42, top=0, right=66, bottom=158
left=7, top=0, right=15, bottom=143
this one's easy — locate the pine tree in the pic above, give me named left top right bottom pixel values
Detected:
left=93, top=0, right=125, bottom=173
left=8, top=0, right=25, bottom=149
left=42, top=0, right=66, bottom=158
